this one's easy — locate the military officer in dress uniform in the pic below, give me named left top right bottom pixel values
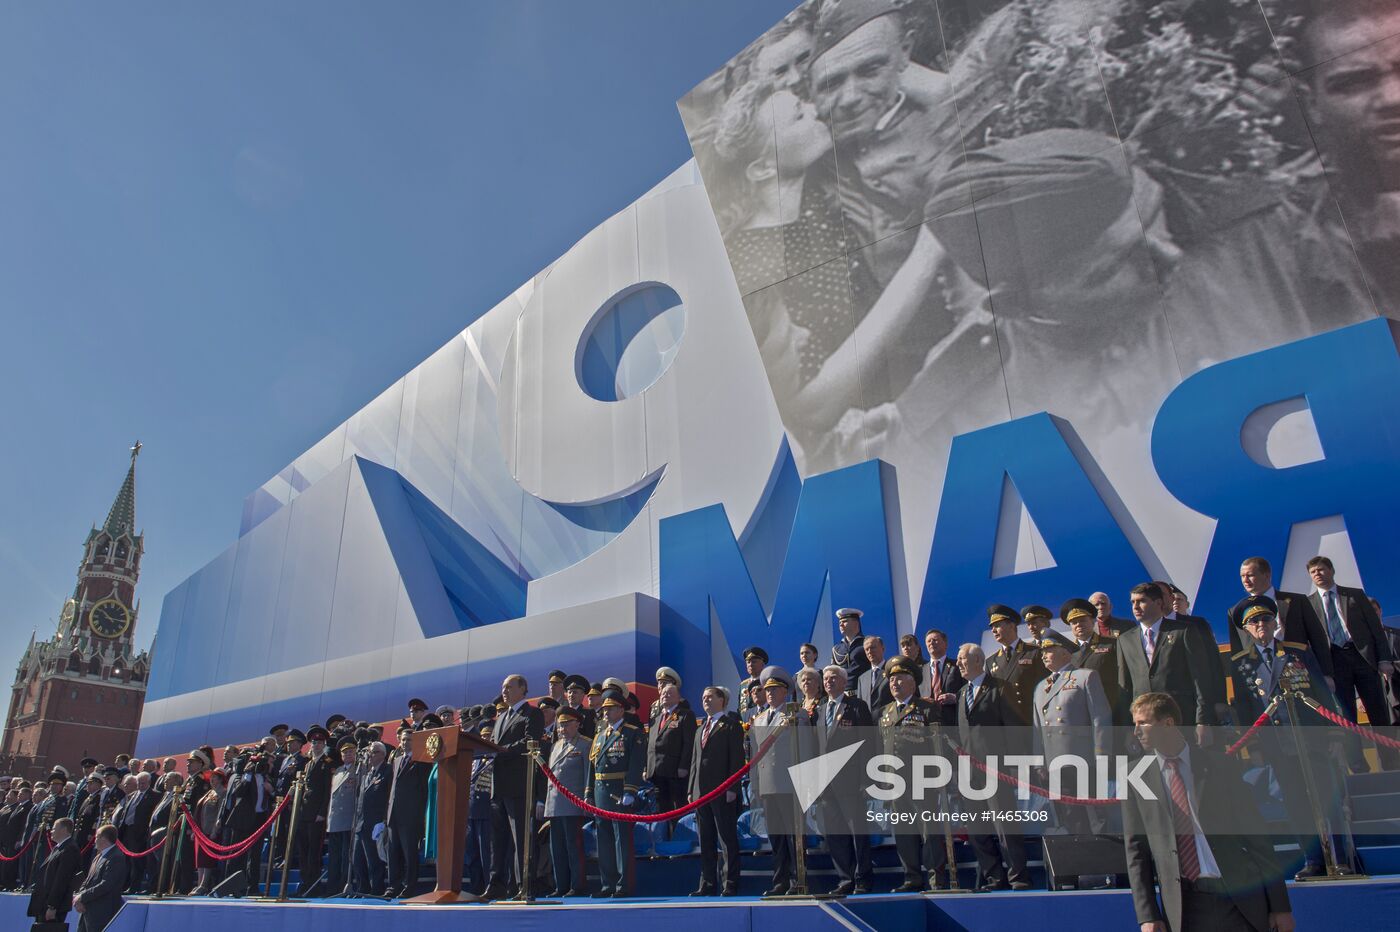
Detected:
left=1229, top=595, right=1353, bottom=880
left=879, top=655, right=948, bottom=891
left=1032, top=632, right=1113, bottom=842
left=408, top=698, right=429, bottom=730
left=273, top=728, right=307, bottom=874
left=295, top=724, right=336, bottom=896
left=645, top=666, right=696, bottom=840
left=985, top=604, right=1047, bottom=727
left=738, top=647, right=769, bottom=719
left=1022, top=606, right=1054, bottom=645
left=587, top=687, right=644, bottom=898
left=1062, top=598, right=1123, bottom=721
left=833, top=607, right=871, bottom=688
left=562, top=674, right=597, bottom=738
left=750, top=665, right=817, bottom=897
left=544, top=706, right=591, bottom=897
left=547, top=670, right=567, bottom=704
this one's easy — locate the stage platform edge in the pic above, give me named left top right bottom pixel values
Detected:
left=4, top=876, right=1396, bottom=931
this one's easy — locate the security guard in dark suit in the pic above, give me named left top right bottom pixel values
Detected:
left=738, top=647, right=768, bottom=718
left=1229, top=595, right=1352, bottom=880
left=587, top=687, right=644, bottom=898
left=985, top=604, right=1047, bottom=726
left=879, top=656, right=947, bottom=892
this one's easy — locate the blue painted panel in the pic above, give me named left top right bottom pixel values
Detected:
left=164, top=544, right=236, bottom=698
left=215, top=505, right=293, bottom=685
left=142, top=579, right=190, bottom=704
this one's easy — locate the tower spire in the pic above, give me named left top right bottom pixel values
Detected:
left=103, top=441, right=140, bottom=537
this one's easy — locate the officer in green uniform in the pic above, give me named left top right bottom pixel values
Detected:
left=1229, top=595, right=1353, bottom=880
left=879, top=655, right=948, bottom=891
left=985, top=604, right=1047, bottom=726
left=586, top=687, right=644, bottom=898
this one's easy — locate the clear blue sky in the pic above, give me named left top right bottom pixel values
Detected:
left=0, top=1, right=797, bottom=681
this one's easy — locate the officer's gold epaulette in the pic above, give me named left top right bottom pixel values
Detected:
left=1231, top=649, right=1251, bottom=660
left=621, top=722, right=639, bottom=732
left=1281, top=641, right=1306, bottom=650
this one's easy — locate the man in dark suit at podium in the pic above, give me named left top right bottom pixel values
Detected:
left=689, top=685, right=745, bottom=896
left=485, top=673, right=545, bottom=900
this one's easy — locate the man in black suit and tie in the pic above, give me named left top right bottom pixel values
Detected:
left=114, top=771, right=157, bottom=893
left=1116, top=583, right=1218, bottom=743
left=1154, top=581, right=1228, bottom=727
left=956, top=643, right=1030, bottom=891
left=352, top=741, right=391, bottom=896
left=384, top=722, right=431, bottom=899
left=688, top=685, right=745, bottom=896
left=74, top=824, right=128, bottom=932
left=1233, top=557, right=1333, bottom=681
left=856, top=635, right=893, bottom=712
left=485, top=673, right=545, bottom=900
left=28, top=816, right=80, bottom=925
left=923, top=629, right=965, bottom=726
left=816, top=664, right=875, bottom=894
left=1307, top=555, right=1398, bottom=770
left=1124, top=692, right=1293, bottom=932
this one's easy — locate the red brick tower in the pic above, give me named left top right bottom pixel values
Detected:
left=1, top=442, right=151, bottom=778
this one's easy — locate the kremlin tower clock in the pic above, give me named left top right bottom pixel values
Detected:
left=1, top=443, right=152, bottom=778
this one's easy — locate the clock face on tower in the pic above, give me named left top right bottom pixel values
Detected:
left=89, top=598, right=131, bottom=638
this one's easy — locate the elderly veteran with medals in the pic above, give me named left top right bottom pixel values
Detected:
left=879, top=655, right=949, bottom=892
left=544, top=706, right=591, bottom=898
left=645, top=666, right=696, bottom=840
left=750, top=665, right=817, bottom=897
left=1229, top=595, right=1353, bottom=881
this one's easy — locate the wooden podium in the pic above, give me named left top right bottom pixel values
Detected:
left=404, top=725, right=502, bottom=904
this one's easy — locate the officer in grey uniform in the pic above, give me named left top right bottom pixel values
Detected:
left=1031, top=632, right=1113, bottom=839
left=750, top=665, right=816, bottom=897
left=586, top=687, right=644, bottom=898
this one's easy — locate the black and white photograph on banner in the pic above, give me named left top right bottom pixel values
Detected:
left=679, top=0, right=1394, bottom=482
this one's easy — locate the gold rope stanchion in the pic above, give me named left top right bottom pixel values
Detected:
left=261, top=796, right=283, bottom=897
left=766, top=702, right=832, bottom=900
left=931, top=726, right=970, bottom=895
left=498, top=740, right=558, bottom=905
left=1287, top=689, right=1368, bottom=882
left=273, top=775, right=305, bottom=903
left=164, top=812, right=188, bottom=897
left=149, top=800, right=181, bottom=900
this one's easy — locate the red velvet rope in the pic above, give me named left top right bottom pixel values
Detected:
left=181, top=793, right=292, bottom=861
left=536, top=724, right=785, bottom=823
left=945, top=741, right=1121, bottom=806
left=1225, top=705, right=1276, bottom=755
left=1304, top=698, right=1400, bottom=751
left=116, top=834, right=167, bottom=858
left=0, top=830, right=40, bottom=862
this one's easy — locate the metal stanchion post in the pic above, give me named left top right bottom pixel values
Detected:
left=499, top=740, right=558, bottom=905
left=150, top=800, right=181, bottom=901
left=1285, top=690, right=1367, bottom=882
left=261, top=797, right=283, bottom=897
left=274, top=776, right=305, bottom=902
left=164, top=812, right=188, bottom=898
left=932, top=728, right=970, bottom=895
left=765, top=703, right=832, bottom=900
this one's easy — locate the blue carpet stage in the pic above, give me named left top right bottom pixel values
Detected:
left=5, top=879, right=1399, bottom=931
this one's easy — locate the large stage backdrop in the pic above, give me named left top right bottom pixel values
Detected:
left=139, top=0, right=1400, bottom=755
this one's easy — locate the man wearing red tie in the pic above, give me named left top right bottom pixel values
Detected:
left=1124, top=693, right=1293, bottom=932
left=923, top=629, right=964, bottom=725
